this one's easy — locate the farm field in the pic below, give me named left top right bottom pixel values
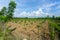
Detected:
left=5, top=18, right=60, bottom=40
left=6, top=18, right=45, bottom=40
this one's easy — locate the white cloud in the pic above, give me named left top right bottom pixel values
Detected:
left=14, top=8, right=51, bottom=18
left=46, top=3, right=56, bottom=7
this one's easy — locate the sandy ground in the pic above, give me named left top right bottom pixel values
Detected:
left=6, top=20, right=50, bottom=40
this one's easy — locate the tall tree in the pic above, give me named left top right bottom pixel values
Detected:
left=7, top=0, right=16, bottom=18
left=52, top=16, right=55, bottom=19
left=0, top=7, right=7, bottom=16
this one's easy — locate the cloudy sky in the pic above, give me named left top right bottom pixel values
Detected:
left=0, top=0, right=60, bottom=18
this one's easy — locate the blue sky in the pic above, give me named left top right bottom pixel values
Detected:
left=0, top=0, right=60, bottom=17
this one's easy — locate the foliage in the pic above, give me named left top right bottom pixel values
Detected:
left=7, top=1, right=16, bottom=18
left=49, top=20, right=60, bottom=40
left=0, top=26, right=16, bottom=40
left=55, top=16, right=60, bottom=20
left=0, top=7, right=7, bottom=16
left=0, top=15, right=7, bottom=22
left=49, top=20, right=60, bottom=31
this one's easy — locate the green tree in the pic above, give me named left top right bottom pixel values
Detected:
left=52, top=16, right=55, bottom=19
left=7, top=0, right=16, bottom=18
left=0, top=7, right=7, bottom=16
left=0, top=7, right=7, bottom=22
